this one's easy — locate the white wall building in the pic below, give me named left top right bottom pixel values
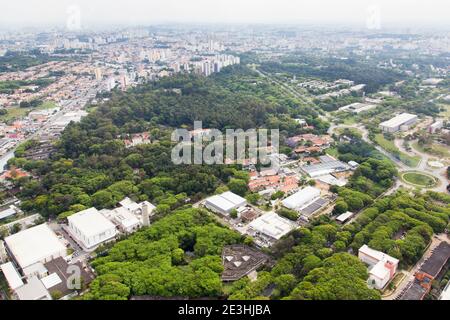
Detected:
left=282, top=186, right=321, bottom=211
left=204, top=191, right=247, bottom=216
left=379, top=113, right=418, bottom=133
left=14, top=276, right=52, bottom=300
left=67, top=208, right=117, bottom=249
left=358, top=245, right=399, bottom=290
left=4, top=224, right=67, bottom=270
left=1, top=262, right=24, bottom=290
left=104, top=207, right=141, bottom=234
left=248, top=212, right=297, bottom=241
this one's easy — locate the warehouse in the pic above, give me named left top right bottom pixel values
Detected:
left=4, top=224, right=67, bottom=270
left=67, top=207, right=117, bottom=250
left=301, top=156, right=351, bottom=178
left=248, top=212, right=297, bottom=242
left=282, top=186, right=321, bottom=211
left=338, top=102, right=377, bottom=114
left=204, top=191, right=247, bottom=216
left=379, top=113, right=418, bottom=133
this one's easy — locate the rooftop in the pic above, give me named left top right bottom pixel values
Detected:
left=14, top=276, right=51, bottom=300
left=1, top=262, right=24, bottom=290
left=380, top=113, right=417, bottom=128
left=221, top=245, right=270, bottom=282
left=5, top=224, right=66, bottom=269
left=282, top=186, right=321, bottom=210
left=67, top=207, right=116, bottom=238
left=359, top=245, right=399, bottom=265
left=248, top=212, right=297, bottom=240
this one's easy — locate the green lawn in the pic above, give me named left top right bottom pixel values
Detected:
left=413, top=142, right=450, bottom=158
left=374, top=134, right=421, bottom=167
left=0, top=101, right=57, bottom=122
left=401, top=172, right=437, bottom=188
left=326, top=147, right=339, bottom=158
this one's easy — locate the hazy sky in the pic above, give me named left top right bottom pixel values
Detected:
left=1, top=0, right=449, bottom=29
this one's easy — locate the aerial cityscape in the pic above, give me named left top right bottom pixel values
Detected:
left=0, top=0, right=449, bottom=307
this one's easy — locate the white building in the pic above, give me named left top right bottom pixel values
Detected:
left=1, top=262, right=24, bottom=290
left=104, top=207, right=141, bottom=233
left=204, top=191, right=247, bottom=216
left=440, top=281, right=450, bottom=300
left=428, top=120, right=443, bottom=134
left=4, top=224, right=67, bottom=270
left=14, top=276, right=52, bottom=300
left=379, top=113, right=418, bottom=133
left=282, top=186, right=321, bottom=211
left=248, top=212, right=297, bottom=241
left=335, top=211, right=354, bottom=224
left=338, top=102, right=377, bottom=114
left=67, top=208, right=117, bottom=249
left=358, top=245, right=399, bottom=290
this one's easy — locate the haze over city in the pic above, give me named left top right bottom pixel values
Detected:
left=1, top=0, right=450, bottom=29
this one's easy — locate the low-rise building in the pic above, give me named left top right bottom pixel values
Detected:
left=4, top=224, right=67, bottom=270
left=335, top=211, right=354, bottom=224
left=282, top=186, right=321, bottom=211
left=379, top=113, right=418, bottom=133
left=247, top=212, right=297, bottom=243
left=204, top=191, right=247, bottom=216
left=67, top=208, right=117, bottom=250
left=358, top=245, right=399, bottom=290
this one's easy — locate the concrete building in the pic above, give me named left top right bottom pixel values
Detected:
left=1, top=262, right=24, bottom=290
left=282, top=186, right=321, bottom=211
left=428, top=120, right=443, bottom=134
left=335, top=211, right=354, bottom=224
left=248, top=212, right=297, bottom=242
left=379, top=113, right=418, bottom=133
left=338, top=102, right=377, bottom=114
left=4, top=224, right=67, bottom=270
left=14, top=276, right=52, bottom=300
left=358, top=245, right=399, bottom=290
left=301, top=156, right=351, bottom=178
left=67, top=208, right=117, bottom=250
left=104, top=206, right=141, bottom=234
left=204, top=191, right=247, bottom=216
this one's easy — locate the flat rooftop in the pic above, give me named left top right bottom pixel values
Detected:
left=248, top=212, right=297, bottom=240
left=68, top=207, right=116, bottom=238
left=5, top=224, right=66, bottom=269
left=420, top=242, right=450, bottom=278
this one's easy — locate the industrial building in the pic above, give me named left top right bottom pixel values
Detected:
left=358, top=245, right=399, bottom=290
left=204, top=191, right=247, bottom=216
left=401, top=242, right=450, bottom=300
left=282, top=186, right=321, bottom=211
left=4, top=224, right=67, bottom=270
left=247, top=212, right=297, bottom=243
left=67, top=207, right=117, bottom=250
left=379, top=113, right=418, bottom=133
left=338, top=102, right=377, bottom=114
left=300, top=155, right=351, bottom=178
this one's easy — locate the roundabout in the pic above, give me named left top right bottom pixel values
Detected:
left=400, top=171, right=439, bottom=188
